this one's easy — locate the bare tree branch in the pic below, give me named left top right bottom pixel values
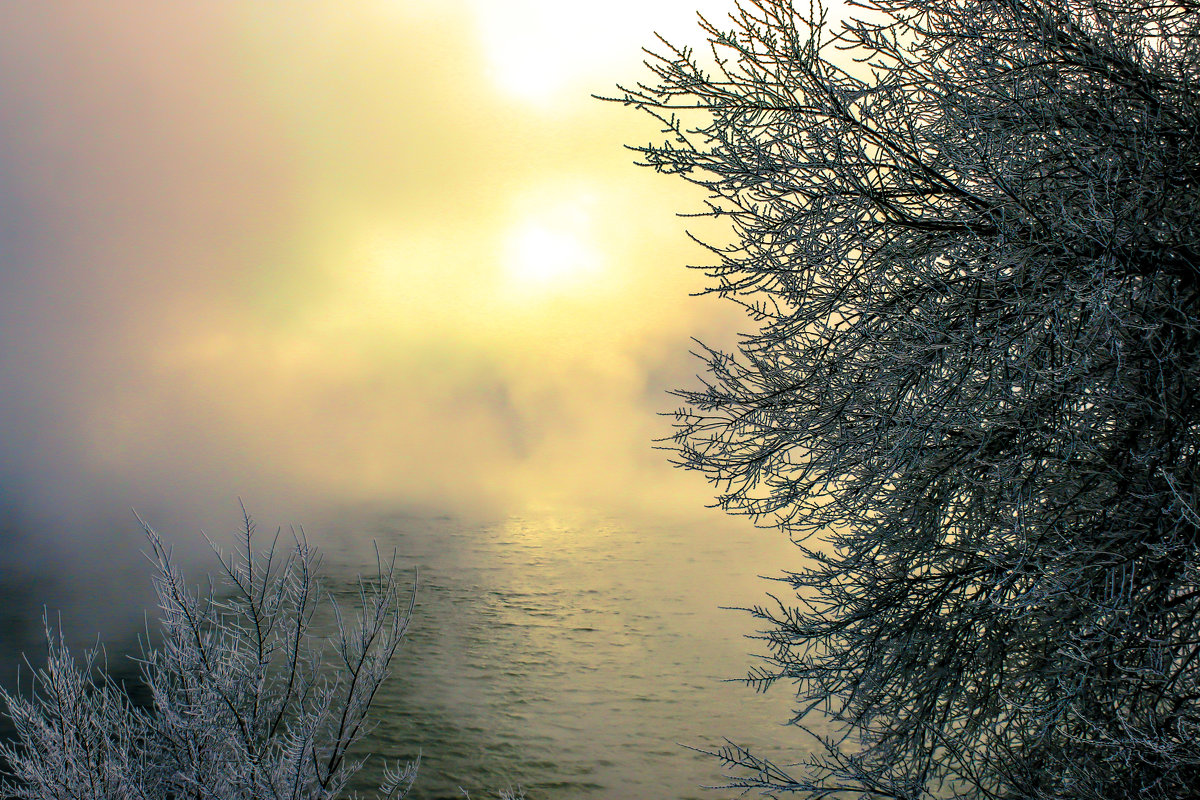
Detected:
left=610, top=1, right=1200, bottom=797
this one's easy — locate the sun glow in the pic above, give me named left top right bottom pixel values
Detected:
left=504, top=223, right=599, bottom=287
left=464, top=0, right=742, bottom=104
left=501, top=196, right=602, bottom=295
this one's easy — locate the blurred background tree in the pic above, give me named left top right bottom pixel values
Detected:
left=613, top=1, right=1200, bottom=797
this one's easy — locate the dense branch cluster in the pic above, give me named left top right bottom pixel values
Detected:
left=615, top=1, right=1200, bottom=797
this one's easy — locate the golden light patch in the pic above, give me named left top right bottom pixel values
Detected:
left=503, top=220, right=600, bottom=290
left=465, top=0, right=742, bottom=104
left=499, top=192, right=603, bottom=297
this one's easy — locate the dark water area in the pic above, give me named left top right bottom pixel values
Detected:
left=1, top=508, right=812, bottom=799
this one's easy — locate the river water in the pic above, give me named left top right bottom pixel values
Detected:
left=2, top=508, right=815, bottom=800
left=321, top=509, right=811, bottom=800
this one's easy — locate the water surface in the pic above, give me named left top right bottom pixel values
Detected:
left=321, top=510, right=810, bottom=799
left=1, top=508, right=814, bottom=799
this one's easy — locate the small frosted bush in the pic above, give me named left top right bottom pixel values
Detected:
left=0, top=512, right=418, bottom=800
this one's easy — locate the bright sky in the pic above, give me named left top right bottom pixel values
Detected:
left=0, top=0, right=759, bottom=552
left=464, top=0, right=732, bottom=103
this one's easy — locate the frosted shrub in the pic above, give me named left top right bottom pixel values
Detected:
left=0, top=512, right=418, bottom=800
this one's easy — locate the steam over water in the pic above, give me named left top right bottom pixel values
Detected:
left=327, top=511, right=809, bottom=799
left=3, top=510, right=811, bottom=800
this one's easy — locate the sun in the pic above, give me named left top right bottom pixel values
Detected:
left=502, top=214, right=601, bottom=294
left=504, top=224, right=594, bottom=285
left=465, top=0, right=739, bottom=105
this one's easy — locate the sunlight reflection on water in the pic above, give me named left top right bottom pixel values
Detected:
left=319, top=510, right=812, bottom=800
left=0, top=508, right=815, bottom=800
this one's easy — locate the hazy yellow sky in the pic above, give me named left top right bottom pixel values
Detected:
left=0, top=0, right=768, bottom=553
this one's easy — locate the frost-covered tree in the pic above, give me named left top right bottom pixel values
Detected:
left=611, top=1, right=1200, bottom=797
left=0, top=512, right=417, bottom=800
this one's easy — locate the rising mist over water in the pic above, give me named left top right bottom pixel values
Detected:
left=1, top=507, right=808, bottom=799
left=0, top=0, right=747, bottom=647
left=0, top=2, right=807, bottom=795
